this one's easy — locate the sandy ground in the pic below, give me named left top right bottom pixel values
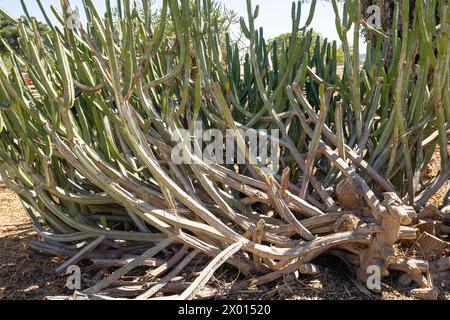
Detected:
left=0, top=186, right=66, bottom=299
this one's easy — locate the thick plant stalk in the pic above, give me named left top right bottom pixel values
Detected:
left=85, top=239, right=173, bottom=294
left=55, top=235, right=106, bottom=273
left=299, top=84, right=328, bottom=198
left=178, top=242, right=243, bottom=300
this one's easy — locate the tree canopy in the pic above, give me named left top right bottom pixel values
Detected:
left=0, top=15, right=49, bottom=56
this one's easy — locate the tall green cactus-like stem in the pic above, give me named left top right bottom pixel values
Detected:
left=0, top=0, right=448, bottom=299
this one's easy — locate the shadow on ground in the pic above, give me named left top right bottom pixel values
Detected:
left=0, top=224, right=66, bottom=300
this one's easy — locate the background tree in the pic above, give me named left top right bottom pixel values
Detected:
left=360, top=0, right=416, bottom=32
left=302, top=0, right=420, bottom=35
left=0, top=15, right=20, bottom=55
left=0, top=15, right=49, bottom=55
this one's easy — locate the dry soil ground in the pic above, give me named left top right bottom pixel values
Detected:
left=0, top=186, right=66, bottom=299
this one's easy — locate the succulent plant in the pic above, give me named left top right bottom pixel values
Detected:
left=0, top=0, right=448, bottom=299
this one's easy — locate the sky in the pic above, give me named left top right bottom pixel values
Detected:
left=0, top=0, right=366, bottom=52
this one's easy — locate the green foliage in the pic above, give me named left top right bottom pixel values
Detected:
left=268, top=31, right=346, bottom=63
left=0, top=15, right=18, bottom=53
left=0, top=15, right=49, bottom=55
